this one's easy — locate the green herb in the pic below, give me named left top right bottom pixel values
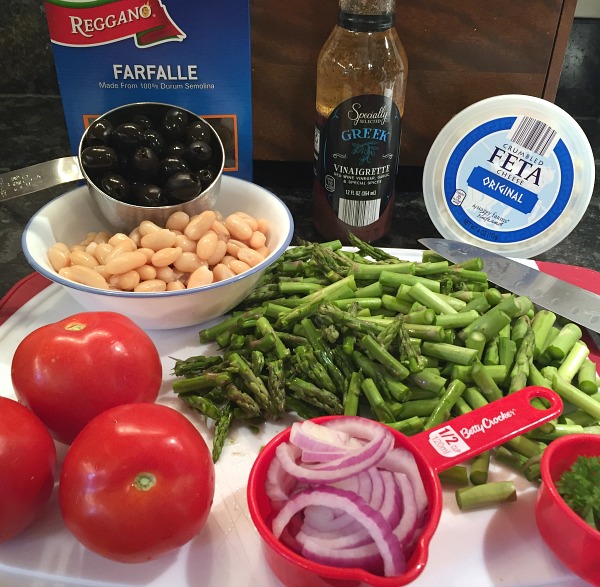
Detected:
left=556, top=455, right=600, bottom=531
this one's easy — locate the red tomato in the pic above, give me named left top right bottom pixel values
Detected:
left=59, top=403, right=215, bottom=563
left=0, top=397, right=56, bottom=544
left=10, top=312, right=162, bottom=444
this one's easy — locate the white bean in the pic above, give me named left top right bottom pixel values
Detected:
left=134, top=279, right=167, bottom=292
left=173, top=252, right=205, bottom=273
left=155, top=266, right=179, bottom=283
left=229, top=259, right=252, bottom=275
left=187, top=265, right=214, bottom=288
left=175, top=233, right=198, bottom=253
left=166, top=211, right=190, bottom=232
left=128, top=228, right=142, bottom=247
left=136, top=264, right=157, bottom=281
left=108, top=233, right=135, bottom=248
left=94, top=231, right=111, bottom=244
left=105, top=251, right=148, bottom=275
left=235, top=211, right=259, bottom=232
left=185, top=210, right=217, bottom=241
left=224, top=214, right=252, bottom=241
left=238, top=247, right=266, bottom=267
left=139, top=220, right=162, bottom=236
left=257, top=218, right=270, bottom=234
left=211, top=220, right=230, bottom=241
left=196, top=230, right=219, bottom=260
left=60, top=265, right=109, bottom=289
left=136, top=247, right=155, bottom=262
left=226, top=239, right=248, bottom=257
left=69, top=249, right=99, bottom=269
left=140, top=228, right=177, bottom=251
left=48, top=244, right=71, bottom=271
left=256, top=245, right=271, bottom=258
left=93, top=243, right=114, bottom=264
left=151, top=246, right=182, bottom=268
left=249, top=230, right=267, bottom=250
left=213, top=263, right=235, bottom=282
left=166, top=280, right=186, bottom=291
left=205, top=240, right=227, bottom=267
left=106, top=240, right=136, bottom=260
left=113, top=270, right=141, bottom=291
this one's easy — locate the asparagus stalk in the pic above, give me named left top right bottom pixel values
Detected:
left=456, top=481, right=517, bottom=510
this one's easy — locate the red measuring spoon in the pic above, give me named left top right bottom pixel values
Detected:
left=247, top=385, right=563, bottom=587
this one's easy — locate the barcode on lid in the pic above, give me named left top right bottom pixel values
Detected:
left=508, top=116, right=557, bottom=157
left=338, top=198, right=380, bottom=227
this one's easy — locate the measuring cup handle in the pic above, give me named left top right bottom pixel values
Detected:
left=0, top=156, right=82, bottom=202
left=409, top=386, right=562, bottom=473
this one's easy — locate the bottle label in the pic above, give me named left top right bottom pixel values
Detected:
left=314, top=94, right=401, bottom=228
left=443, top=115, right=574, bottom=243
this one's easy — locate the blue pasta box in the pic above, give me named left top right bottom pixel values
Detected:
left=43, top=0, right=253, bottom=180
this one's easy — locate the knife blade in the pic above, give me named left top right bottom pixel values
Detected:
left=419, top=238, right=600, bottom=334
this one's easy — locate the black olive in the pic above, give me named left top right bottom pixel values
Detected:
left=166, top=142, right=186, bottom=158
left=100, top=172, right=131, bottom=202
left=196, top=167, right=215, bottom=189
left=86, top=118, right=113, bottom=146
left=186, top=119, right=212, bottom=143
left=132, top=114, right=153, bottom=131
left=184, top=140, right=213, bottom=170
left=131, top=146, right=160, bottom=182
left=81, top=145, right=119, bottom=177
left=134, top=184, right=166, bottom=206
left=133, top=183, right=167, bottom=207
left=162, top=108, right=188, bottom=142
left=142, top=129, right=166, bottom=158
left=163, top=171, right=202, bottom=202
left=112, top=122, right=144, bottom=151
left=158, top=155, right=190, bottom=184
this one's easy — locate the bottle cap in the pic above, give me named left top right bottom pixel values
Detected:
left=422, top=94, right=595, bottom=258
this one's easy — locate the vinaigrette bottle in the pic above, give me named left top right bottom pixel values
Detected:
left=312, top=0, right=408, bottom=242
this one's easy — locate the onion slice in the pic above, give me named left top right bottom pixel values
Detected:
left=272, top=485, right=406, bottom=577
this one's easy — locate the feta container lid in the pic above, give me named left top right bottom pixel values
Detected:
left=422, top=94, right=595, bottom=258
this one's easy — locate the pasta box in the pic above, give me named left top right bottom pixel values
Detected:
left=43, top=0, right=253, bottom=179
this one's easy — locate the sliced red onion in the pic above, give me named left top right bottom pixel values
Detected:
left=392, top=472, right=419, bottom=549
left=290, top=420, right=352, bottom=452
left=265, top=451, right=297, bottom=503
left=303, top=506, right=360, bottom=534
left=271, top=485, right=406, bottom=577
left=378, top=470, right=402, bottom=530
left=265, top=419, right=428, bottom=578
left=297, top=522, right=372, bottom=549
left=301, top=539, right=384, bottom=575
left=275, top=430, right=392, bottom=484
left=304, top=425, right=390, bottom=472
left=368, top=466, right=385, bottom=511
left=321, top=416, right=385, bottom=440
left=380, top=447, right=428, bottom=519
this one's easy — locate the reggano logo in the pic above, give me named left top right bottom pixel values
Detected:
left=44, top=0, right=186, bottom=48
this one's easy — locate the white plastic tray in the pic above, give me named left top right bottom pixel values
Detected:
left=0, top=250, right=588, bottom=587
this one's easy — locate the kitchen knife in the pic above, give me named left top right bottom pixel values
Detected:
left=419, top=238, right=600, bottom=335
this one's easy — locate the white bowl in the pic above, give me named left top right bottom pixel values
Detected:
left=22, top=176, right=294, bottom=330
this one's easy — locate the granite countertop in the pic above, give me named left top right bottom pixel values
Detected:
left=1, top=96, right=599, bottom=302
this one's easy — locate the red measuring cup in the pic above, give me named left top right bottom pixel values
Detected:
left=247, top=385, right=563, bottom=587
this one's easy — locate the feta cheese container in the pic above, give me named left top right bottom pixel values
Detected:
left=422, top=94, right=595, bottom=258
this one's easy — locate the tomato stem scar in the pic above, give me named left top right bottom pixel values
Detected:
left=65, top=322, right=87, bottom=331
left=134, top=472, right=157, bottom=491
